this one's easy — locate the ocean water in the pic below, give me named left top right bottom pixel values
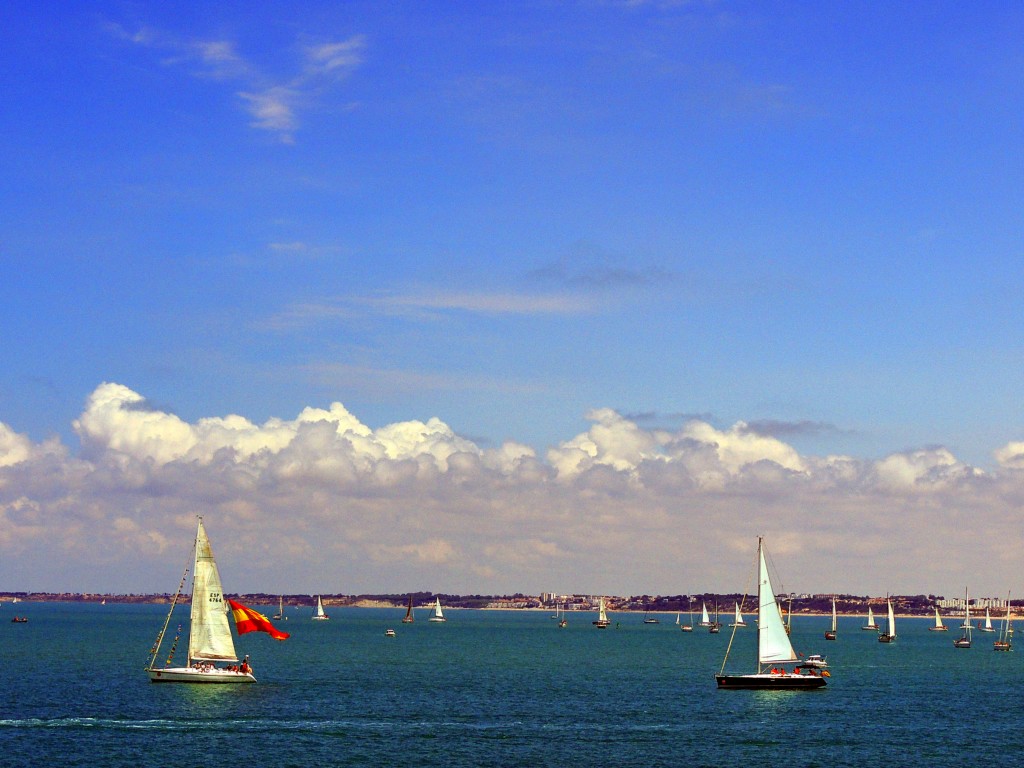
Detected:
left=2, top=603, right=1022, bottom=767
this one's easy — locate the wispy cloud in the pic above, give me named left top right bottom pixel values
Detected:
left=239, top=87, right=300, bottom=140
left=302, top=362, right=545, bottom=396
left=741, top=419, right=854, bottom=439
left=107, top=22, right=367, bottom=143
left=305, top=37, right=367, bottom=78
left=263, top=289, right=599, bottom=330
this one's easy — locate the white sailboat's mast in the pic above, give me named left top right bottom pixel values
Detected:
left=756, top=537, right=763, bottom=672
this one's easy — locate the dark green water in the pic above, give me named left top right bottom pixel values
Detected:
left=2, top=603, right=1021, bottom=766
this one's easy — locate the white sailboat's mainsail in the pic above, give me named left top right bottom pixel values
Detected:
left=831, top=598, right=837, bottom=632
left=433, top=597, right=445, bottom=619
left=984, top=607, right=994, bottom=630
left=886, top=599, right=896, bottom=638
left=934, top=607, right=944, bottom=629
left=756, top=540, right=798, bottom=667
left=189, top=518, right=238, bottom=663
left=315, top=596, right=326, bottom=618
left=867, top=606, right=875, bottom=625
left=701, top=603, right=711, bottom=625
left=598, top=597, right=608, bottom=623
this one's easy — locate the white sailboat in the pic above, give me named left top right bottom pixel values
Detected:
left=311, top=595, right=330, bottom=621
left=699, top=602, right=712, bottom=627
left=716, top=538, right=827, bottom=689
left=878, top=598, right=897, bottom=643
left=146, top=518, right=256, bottom=683
left=592, top=596, right=610, bottom=628
left=994, top=592, right=1012, bottom=651
left=681, top=599, right=694, bottom=632
left=980, top=606, right=996, bottom=632
left=428, top=597, right=447, bottom=622
left=824, top=598, right=837, bottom=640
left=729, top=604, right=747, bottom=628
left=557, top=602, right=567, bottom=628
left=954, top=589, right=971, bottom=648
left=929, top=606, right=948, bottom=631
left=862, top=605, right=879, bottom=631
left=272, top=596, right=286, bottom=621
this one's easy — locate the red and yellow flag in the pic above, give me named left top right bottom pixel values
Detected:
left=228, top=599, right=290, bottom=641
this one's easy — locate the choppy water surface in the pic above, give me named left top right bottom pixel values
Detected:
left=2, top=603, right=1022, bottom=766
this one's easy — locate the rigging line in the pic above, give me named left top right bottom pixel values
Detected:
left=145, top=540, right=194, bottom=670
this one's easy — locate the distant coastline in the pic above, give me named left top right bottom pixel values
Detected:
left=0, top=591, right=996, bottom=618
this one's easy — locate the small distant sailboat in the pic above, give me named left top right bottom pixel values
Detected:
left=994, top=592, right=1012, bottom=652
left=401, top=594, right=415, bottom=624
left=715, top=538, right=827, bottom=690
left=929, top=606, right=948, bottom=632
left=428, top=597, right=447, bottom=622
left=312, top=595, right=330, bottom=621
left=729, top=604, right=747, bottom=628
left=979, top=606, right=996, bottom=633
left=699, top=602, right=712, bottom=627
left=709, top=603, right=721, bottom=633
left=954, top=589, right=971, bottom=648
left=862, top=605, right=879, bottom=631
left=557, top=602, right=568, bottom=628
left=878, top=598, right=897, bottom=643
left=681, top=599, right=694, bottom=632
left=592, top=596, right=611, bottom=628
left=643, top=603, right=660, bottom=624
left=384, top=628, right=396, bottom=638
left=272, top=596, right=286, bottom=621
left=824, top=598, right=837, bottom=641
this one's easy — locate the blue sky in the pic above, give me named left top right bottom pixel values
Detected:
left=1, top=2, right=1023, bottom=597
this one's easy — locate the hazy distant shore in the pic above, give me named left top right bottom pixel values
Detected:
left=0, top=592, right=978, bottom=619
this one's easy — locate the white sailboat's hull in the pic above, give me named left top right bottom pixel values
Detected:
left=147, top=666, right=256, bottom=684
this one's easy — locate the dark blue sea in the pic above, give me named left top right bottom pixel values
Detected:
left=2, top=603, right=1022, bottom=766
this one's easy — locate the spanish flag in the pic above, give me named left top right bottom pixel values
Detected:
left=228, top=599, right=290, bottom=641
